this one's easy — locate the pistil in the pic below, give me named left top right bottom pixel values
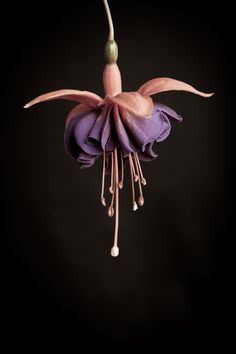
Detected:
left=129, top=154, right=138, bottom=211
left=111, top=148, right=119, bottom=257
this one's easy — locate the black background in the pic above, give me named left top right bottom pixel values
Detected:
left=3, top=0, right=233, bottom=349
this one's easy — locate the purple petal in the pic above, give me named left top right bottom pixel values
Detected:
left=119, top=102, right=182, bottom=156
left=101, top=107, right=118, bottom=151
left=64, top=101, right=182, bottom=169
left=113, top=105, right=138, bottom=156
left=155, top=102, right=183, bottom=122
left=77, top=151, right=97, bottom=168
left=73, top=110, right=103, bottom=156
left=138, top=142, right=158, bottom=161
left=64, top=108, right=103, bottom=169
left=64, top=112, right=83, bottom=158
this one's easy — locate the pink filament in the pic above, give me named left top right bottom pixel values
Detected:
left=119, top=150, right=124, bottom=189
left=134, top=153, right=147, bottom=185
left=101, top=152, right=106, bottom=206
left=128, top=154, right=137, bottom=210
left=133, top=153, right=144, bottom=206
left=129, top=154, right=138, bottom=182
left=109, top=152, right=114, bottom=194
left=108, top=153, right=115, bottom=217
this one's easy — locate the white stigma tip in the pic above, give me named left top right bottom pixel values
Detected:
left=133, top=202, right=138, bottom=211
left=134, top=175, right=139, bottom=182
left=118, top=181, right=123, bottom=189
left=111, top=246, right=119, bottom=257
left=109, top=186, right=114, bottom=194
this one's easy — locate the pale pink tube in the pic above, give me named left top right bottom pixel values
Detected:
left=103, top=63, right=122, bottom=97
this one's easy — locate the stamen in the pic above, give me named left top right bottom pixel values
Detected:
left=128, top=154, right=138, bottom=211
left=133, top=153, right=144, bottom=207
left=138, top=195, right=144, bottom=206
left=108, top=154, right=115, bottom=217
left=119, top=150, right=124, bottom=189
left=109, top=152, right=114, bottom=194
left=108, top=205, right=114, bottom=217
left=111, top=148, right=120, bottom=257
left=134, top=153, right=147, bottom=186
left=129, top=154, right=139, bottom=182
left=101, top=152, right=106, bottom=206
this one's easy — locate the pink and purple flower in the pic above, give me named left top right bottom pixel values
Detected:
left=24, top=0, right=213, bottom=257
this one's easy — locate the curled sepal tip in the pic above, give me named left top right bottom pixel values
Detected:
left=138, top=77, right=214, bottom=98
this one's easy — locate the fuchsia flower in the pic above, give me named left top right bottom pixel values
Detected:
left=24, top=0, right=213, bottom=257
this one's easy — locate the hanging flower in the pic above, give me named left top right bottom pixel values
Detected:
left=24, top=0, right=213, bottom=257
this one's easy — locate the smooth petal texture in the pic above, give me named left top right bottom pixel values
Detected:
left=65, top=108, right=116, bottom=168
left=77, top=152, right=97, bottom=169
left=138, top=142, right=157, bottom=161
left=154, top=102, right=182, bottom=142
left=138, top=77, right=214, bottom=97
left=64, top=111, right=84, bottom=158
left=64, top=109, right=101, bottom=162
left=113, top=105, right=138, bottom=156
left=64, top=103, right=182, bottom=168
left=106, top=92, right=153, bottom=117
left=117, top=102, right=182, bottom=159
left=24, top=89, right=103, bottom=109
left=73, top=111, right=103, bottom=156
left=65, top=104, right=91, bottom=128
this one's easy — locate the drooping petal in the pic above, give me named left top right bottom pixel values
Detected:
left=64, top=106, right=119, bottom=168
left=106, top=92, right=153, bottom=117
left=138, top=142, right=157, bottom=161
left=119, top=102, right=180, bottom=155
left=86, top=109, right=108, bottom=145
left=64, top=111, right=83, bottom=158
left=73, top=111, right=103, bottom=156
left=113, top=105, right=138, bottom=156
left=155, top=102, right=183, bottom=122
left=64, top=109, right=102, bottom=160
left=100, top=107, right=117, bottom=151
left=24, top=89, right=103, bottom=109
left=138, top=77, right=214, bottom=97
left=65, top=104, right=91, bottom=128
left=154, top=102, right=182, bottom=142
left=77, top=152, right=97, bottom=169
left=101, top=107, right=113, bottom=150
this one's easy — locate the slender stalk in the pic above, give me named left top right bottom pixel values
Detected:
left=103, top=0, right=114, bottom=40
